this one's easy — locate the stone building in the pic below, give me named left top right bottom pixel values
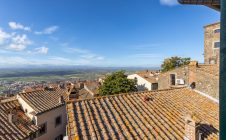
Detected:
left=69, top=81, right=100, bottom=100
left=158, top=61, right=219, bottom=100
left=189, top=63, right=219, bottom=99
left=158, top=66, right=189, bottom=90
left=204, top=22, right=220, bottom=64
left=16, top=88, right=69, bottom=140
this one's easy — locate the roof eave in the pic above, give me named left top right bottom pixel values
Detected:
left=207, top=5, right=220, bottom=11
left=178, top=0, right=220, bottom=11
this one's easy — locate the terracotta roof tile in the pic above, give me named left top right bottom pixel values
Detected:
left=84, top=81, right=100, bottom=96
left=67, top=88, right=218, bottom=140
left=77, top=89, right=94, bottom=100
left=136, top=71, right=159, bottom=83
left=19, top=88, right=68, bottom=114
left=0, top=99, right=39, bottom=140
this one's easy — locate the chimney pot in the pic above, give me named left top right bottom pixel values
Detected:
left=185, top=114, right=199, bottom=140
left=8, top=111, right=14, bottom=123
left=59, top=96, right=64, bottom=104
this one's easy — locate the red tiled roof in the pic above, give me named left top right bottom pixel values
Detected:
left=136, top=71, right=159, bottom=83
left=0, top=99, right=39, bottom=140
left=77, top=89, right=94, bottom=100
left=84, top=81, right=100, bottom=96
left=66, top=88, right=218, bottom=140
left=19, top=88, right=69, bottom=115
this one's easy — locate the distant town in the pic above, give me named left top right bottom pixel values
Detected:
left=0, top=68, right=142, bottom=96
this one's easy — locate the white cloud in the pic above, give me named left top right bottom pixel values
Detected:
left=65, top=47, right=88, bottom=54
left=130, top=53, right=162, bottom=59
left=8, top=44, right=27, bottom=51
left=64, top=47, right=104, bottom=62
left=34, top=26, right=59, bottom=35
left=48, top=56, right=71, bottom=63
left=80, top=54, right=104, bottom=60
left=34, top=46, right=49, bottom=54
left=0, top=56, right=76, bottom=66
left=8, top=22, right=31, bottom=31
left=160, top=0, right=178, bottom=6
left=0, top=56, right=29, bottom=66
left=0, top=28, right=11, bottom=44
left=7, top=34, right=32, bottom=51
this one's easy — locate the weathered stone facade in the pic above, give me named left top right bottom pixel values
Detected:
left=189, top=64, right=219, bottom=99
left=158, top=62, right=219, bottom=99
left=204, top=22, right=220, bottom=64
left=158, top=66, right=189, bottom=90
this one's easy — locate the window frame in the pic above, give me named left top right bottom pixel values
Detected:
left=169, top=73, right=176, bottom=86
left=55, top=115, right=62, bottom=127
left=213, top=28, right=220, bottom=34
left=38, top=122, right=47, bottom=136
left=213, top=41, right=220, bottom=49
left=55, top=134, right=63, bottom=140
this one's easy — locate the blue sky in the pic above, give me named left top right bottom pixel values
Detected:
left=0, top=0, right=220, bottom=68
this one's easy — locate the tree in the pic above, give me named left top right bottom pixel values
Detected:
left=161, top=56, right=190, bottom=72
left=99, top=70, right=137, bottom=96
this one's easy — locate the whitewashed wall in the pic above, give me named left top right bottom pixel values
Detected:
left=128, top=74, right=153, bottom=91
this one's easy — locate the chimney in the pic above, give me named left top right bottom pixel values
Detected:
left=8, top=111, right=14, bottom=123
left=184, top=114, right=200, bottom=140
left=79, top=82, right=84, bottom=89
left=59, top=96, right=64, bottom=104
left=189, top=61, right=198, bottom=67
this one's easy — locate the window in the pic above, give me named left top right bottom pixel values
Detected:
left=214, top=28, right=220, bottom=33
left=29, top=132, right=37, bottom=140
left=170, top=74, right=176, bottom=86
left=151, top=83, right=158, bottom=90
left=55, top=115, right=62, bottom=127
left=55, top=134, right=63, bottom=140
left=209, top=58, right=216, bottom=64
left=214, top=41, right=220, bottom=48
left=38, top=122, right=47, bottom=136
left=134, top=77, right=138, bottom=83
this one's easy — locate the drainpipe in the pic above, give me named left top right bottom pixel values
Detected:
left=220, top=0, right=226, bottom=139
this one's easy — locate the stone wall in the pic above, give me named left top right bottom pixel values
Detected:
left=158, top=63, right=219, bottom=99
left=189, top=65, right=219, bottom=99
left=204, top=22, right=220, bottom=64
left=158, top=66, right=189, bottom=90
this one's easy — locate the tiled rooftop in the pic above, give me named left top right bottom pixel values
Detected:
left=19, top=88, right=69, bottom=115
left=84, top=81, right=100, bottom=96
left=67, top=88, right=219, bottom=140
left=77, top=89, right=94, bottom=100
left=136, top=71, right=159, bottom=83
left=0, top=99, right=39, bottom=140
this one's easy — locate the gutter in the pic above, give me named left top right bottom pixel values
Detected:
left=193, top=89, right=219, bottom=103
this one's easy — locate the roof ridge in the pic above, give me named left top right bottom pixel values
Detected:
left=204, top=21, right=220, bottom=28
left=19, top=88, right=65, bottom=95
left=67, top=87, right=187, bottom=103
left=0, top=97, right=17, bottom=104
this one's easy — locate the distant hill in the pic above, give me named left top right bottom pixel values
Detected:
left=0, top=66, right=159, bottom=78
